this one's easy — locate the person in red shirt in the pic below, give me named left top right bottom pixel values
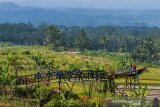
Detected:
left=132, top=64, right=136, bottom=71
left=128, top=64, right=136, bottom=72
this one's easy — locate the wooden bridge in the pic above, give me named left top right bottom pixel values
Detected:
left=16, top=68, right=146, bottom=97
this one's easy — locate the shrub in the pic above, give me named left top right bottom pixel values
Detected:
left=45, top=99, right=94, bottom=107
left=64, top=91, right=79, bottom=100
left=1, top=52, right=8, bottom=55
left=14, top=86, right=37, bottom=98
left=12, top=52, right=17, bottom=55
left=22, top=50, right=31, bottom=55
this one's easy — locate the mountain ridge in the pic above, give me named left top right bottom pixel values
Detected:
left=0, top=2, right=160, bottom=26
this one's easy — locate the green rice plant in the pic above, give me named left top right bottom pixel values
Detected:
left=126, top=85, right=149, bottom=107
left=68, top=62, right=81, bottom=71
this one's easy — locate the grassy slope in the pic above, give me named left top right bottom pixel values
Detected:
left=0, top=46, right=160, bottom=85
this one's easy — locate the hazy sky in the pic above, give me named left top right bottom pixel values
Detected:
left=0, top=0, right=160, bottom=9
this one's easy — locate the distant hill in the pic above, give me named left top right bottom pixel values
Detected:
left=1, top=2, right=160, bottom=26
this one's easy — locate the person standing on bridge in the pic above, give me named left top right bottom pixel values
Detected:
left=128, top=64, right=136, bottom=72
left=131, top=64, right=139, bottom=76
left=132, top=64, right=136, bottom=71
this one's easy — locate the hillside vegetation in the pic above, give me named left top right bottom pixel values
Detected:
left=0, top=46, right=159, bottom=85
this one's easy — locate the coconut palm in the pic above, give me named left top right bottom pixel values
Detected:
left=99, top=35, right=109, bottom=51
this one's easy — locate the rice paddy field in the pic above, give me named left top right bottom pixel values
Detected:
left=0, top=46, right=160, bottom=85
left=0, top=46, right=160, bottom=107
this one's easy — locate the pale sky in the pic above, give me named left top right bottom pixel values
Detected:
left=0, top=0, right=160, bottom=9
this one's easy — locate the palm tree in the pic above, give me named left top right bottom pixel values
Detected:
left=73, top=30, right=91, bottom=50
left=99, top=35, right=109, bottom=51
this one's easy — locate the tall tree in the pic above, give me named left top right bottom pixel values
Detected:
left=46, top=26, right=62, bottom=50
left=73, top=30, right=91, bottom=50
left=99, top=35, right=109, bottom=51
left=132, top=37, right=159, bottom=62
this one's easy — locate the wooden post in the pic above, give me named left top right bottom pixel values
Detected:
left=25, top=77, right=28, bottom=86
left=153, top=98, right=159, bottom=107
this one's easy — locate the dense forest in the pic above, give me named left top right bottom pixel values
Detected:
left=0, top=23, right=160, bottom=62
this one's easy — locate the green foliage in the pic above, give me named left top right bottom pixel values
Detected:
left=22, top=50, right=31, bottom=55
left=31, top=53, right=58, bottom=70
left=45, top=92, right=94, bottom=107
left=0, top=23, right=160, bottom=64
left=126, top=85, right=149, bottom=106
left=0, top=23, right=45, bottom=45
left=31, top=53, right=46, bottom=67
left=99, top=35, right=109, bottom=50
left=126, top=85, right=149, bottom=100
left=45, top=99, right=88, bottom=107
left=116, top=55, right=133, bottom=70
left=0, top=63, right=16, bottom=95
left=0, top=63, right=10, bottom=87
left=0, top=23, right=160, bottom=54
left=132, top=37, right=160, bottom=62
left=68, top=63, right=80, bottom=71
left=64, top=91, right=79, bottom=100
left=81, top=50, right=134, bottom=71
left=46, top=26, right=62, bottom=50
left=45, top=60, right=55, bottom=70
left=6, top=53, right=20, bottom=77
left=0, top=47, right=158, bottom=107
left=6, top=54, right=19, bottom=65
left=73, top=30, right=91, bottom=50
left=81, top=50, right=111, bottom=58
left=14, top=86, right=37, bottom=98
left=33, top=85, right=52, bottom=101
left=95, top=64, right=105, bottom=72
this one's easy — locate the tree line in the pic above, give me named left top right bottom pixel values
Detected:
left=0, top=23, right=160, bottom=62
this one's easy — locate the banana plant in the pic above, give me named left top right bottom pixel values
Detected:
left=45, top=60, right=55, bottom=70
left=31, top=53, right=47, bottom=71
left=6, top=54, right=19, bottom=77
left=0, top=63, right=16, bottom=96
